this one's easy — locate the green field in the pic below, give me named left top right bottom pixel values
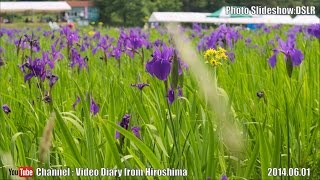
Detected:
left=0, top=24, right=319, bottom=179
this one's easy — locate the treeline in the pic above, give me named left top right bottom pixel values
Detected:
left=4, top=0, right=320, bottom=26
left=94, top=0, right=320, bottom=26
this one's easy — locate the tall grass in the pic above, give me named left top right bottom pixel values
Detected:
left=0, top=24, right=319, bottom=179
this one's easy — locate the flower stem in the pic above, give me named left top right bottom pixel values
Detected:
left=141, top=48, right=144, bottom=67
left=140, top=90, right=143, bottom=103
left=164, top=81, right=179, bottom=157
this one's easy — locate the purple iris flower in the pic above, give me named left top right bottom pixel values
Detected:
left=167, top=85, right=183, bottom=105
left=286, top=26, right=303, bottom=43
left=92, top=36, right=105, bottom=55
left=197, top=38, right=206, bottom=51
left=93, top=31, right=101, bottom=39
left=41, top=51, right=55, bottom=69
left=272, top=24, right=281, bottom=29
left=92, top=36, right=113, bottom=55
left=51, top=38, right=64, bottom=61
left=115, top=29, right=151, bottom=58
left=221, top=175, right=228, bottom=180
left=112, top=46, right=122, bottom=60
left=131, top=83, right=149, bottom=90
left=226, top=52, right=235, bottom=62
left=263, top=26, right=270, bottom=33
left=137, top=29, right=152, bottom=49
left=307, top=24, right=320, bottom=38
left=2, top=104, right=11, bottom=114
left=5, top=29, right=15, bottom=39
left=70, top=48, right=87, bottom=70
left=14, top=35, right=40, bottom=52
left=268, top=38, right=304, bottom=68
left=192, top=23, right=202, bottom=37
left=167, top=88, right=175, bottom=105
left=128, top=29, right=144, bottom=50
left=20, top=50, right=57, bottom=83
left=245, top=37, right=251, bottom=45
left=20, top=57, right=47, bottom=82
left=72, top=96, right=81, bottom=109
left=144, top=40, right=153, bottom=49
left=198, top=24, right=241, bottom=51
left=25, top=34, right=41, bottom=52
left=43, top=31, right=52, bottom=37
left=51, top=46, right=64, bottom=61
left=115, top=130, right=120, bottom=139
left=60, top=26, right=79, bottom=47
left=46, top=74, right=58, bottom=88
left=80, top=41, right=90, bottom=52
left=146, top=44, right=174, bottom=81
left=178, top=86, right=183, bottom=97
left=131, top=126, right=141, bottom=139
left=116, top=30, right=133, bottom=58
left=90, top=98, right=100, bottom=115
left=120, top=114, right=130, bottom=129
left=80, top=44, right=86, bottom=52
left=268, top=39, right=275, bottom=46
left=154, top=39, right=163, bottom=47
left=115, top=114, right=131, bottom=139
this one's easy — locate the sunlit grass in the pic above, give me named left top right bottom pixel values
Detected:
left=0, top=24, right=319, bottom=179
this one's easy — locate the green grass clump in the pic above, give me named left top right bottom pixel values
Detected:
left=0, top=25, right=319, bottom=180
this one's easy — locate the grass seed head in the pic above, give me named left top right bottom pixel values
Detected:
left=39, top=112, right=55, bottom=163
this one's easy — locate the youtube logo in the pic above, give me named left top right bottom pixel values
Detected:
left=18, top=167, right=34, bottom=177
left=9, top=167, right=34, bottom=177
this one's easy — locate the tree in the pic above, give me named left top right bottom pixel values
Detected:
left=94, top=0, right=320, bottom=26
left=94, top=0, right=148, bottom=26
left=154, top=0, right=183, bottom=11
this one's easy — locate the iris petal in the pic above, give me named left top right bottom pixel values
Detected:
left=289, top=49, right=304, bottom=66
left=24, top=73, right=34, bottom=82
left=268, top=53, right=278, bottom=68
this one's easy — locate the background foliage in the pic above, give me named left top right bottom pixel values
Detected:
left=2, top=0, right=320, bottom=26
left=95, top=0, right=320, bottom=26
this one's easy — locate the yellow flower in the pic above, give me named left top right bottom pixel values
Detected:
left=217, top=47, right=226, bottom=53
left=209, top=58, right=217, bottom=65
left=88, top=31, right=95, bottom=36
left=216, top=52, right=228, bottom=60
left=204, top=48, right=216, bottom=59
left=209, top=58, right=222, bottom=66
left=204, top=47, right=228, bottom=67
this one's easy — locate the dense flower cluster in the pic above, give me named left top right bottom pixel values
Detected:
left=0, top=23, right=314, bottom=147
left=306, top=24, right=320, bottom=38
left=14, top=34, right=41, bottom=53
left=204, top=47, right=228, bottom=66
left=116, top=114, right=141, bottom=139
left=60, top=26, right=79, bottom=47
left=198, top=24, right=241, bottom=51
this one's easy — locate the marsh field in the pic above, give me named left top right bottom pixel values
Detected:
left=0, top=23, right=319, bottom=179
